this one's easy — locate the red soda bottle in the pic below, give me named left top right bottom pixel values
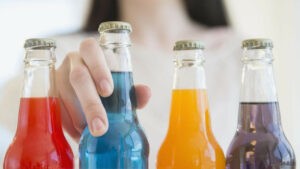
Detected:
left=3, top=38, right=74, bottom=169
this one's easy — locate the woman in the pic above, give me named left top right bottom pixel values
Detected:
left=1, top=0, right=242, bottom=168
left=56, top=0, right=241, bottom=167
left=57, top=0, right=231, bottom=140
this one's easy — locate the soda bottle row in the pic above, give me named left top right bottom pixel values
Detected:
left=3, top=21, right=296, bottom=169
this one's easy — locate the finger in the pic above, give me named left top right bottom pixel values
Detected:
left=79, top=38, right=113, bottom=97
left=56, top=52, right=87, bottom=135
left=59, top=98, right=81, bottom=142
left=135, top=84, right=151, bottom=109
left=69, top=52, right=108, bottom=137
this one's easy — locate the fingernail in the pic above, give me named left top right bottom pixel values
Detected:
left=92, top=117, right=104, bottom=135
left=99, top=80, right=112, bottom=96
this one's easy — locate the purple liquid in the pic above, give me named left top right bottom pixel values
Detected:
left=226, top=102, right=296, bottom=169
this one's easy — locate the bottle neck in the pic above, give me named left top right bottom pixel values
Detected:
left=17, top=47, right=62, bottom=135
left=22, top=48, right=57, bottom=98
left=239, top=48, right=277, bottom=102
left=173, top=50, right=206, bottom=89
left=100, top=31, right=132, bottom=72
left=238, top=48, right=282, bottom=132
left=99, top=31, right=137, bottom=122
left=169, top=50, right=211, bottom=134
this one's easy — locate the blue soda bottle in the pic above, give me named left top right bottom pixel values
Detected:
left=79, top=21, right=149, bottom=169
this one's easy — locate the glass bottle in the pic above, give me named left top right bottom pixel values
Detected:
left=3, top=38, right=74, bottom=169
left=157, top=40, right=225, bottom=169
left=226, top=39, right=296, bottom=169
left=79, top=21, right=149, bottom=169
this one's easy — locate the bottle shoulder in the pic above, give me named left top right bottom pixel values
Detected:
left=227, top=131, right=295, bottom=159
left=4, top=136, right=73, bottom=168
left=159, top=132, right=224, bottom=154
left=232, top=129, right=292, bottom=141
left=157, top=133, right=225, bottom=168
left=7, top=133, right=73, bottom=152
left=80, top=125, right=149, bottom=151
left=226, top=134, right=296, bottom=168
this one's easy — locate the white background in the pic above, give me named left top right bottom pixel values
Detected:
left=0, top=0, right=299, bottom=166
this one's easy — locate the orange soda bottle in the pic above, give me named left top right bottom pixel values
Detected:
left=157, top=40, right=225, bottom=169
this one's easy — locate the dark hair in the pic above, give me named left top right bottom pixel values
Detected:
left=84, top=0, right=228, bottom=32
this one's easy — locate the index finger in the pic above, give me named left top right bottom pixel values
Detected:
left=69, top=53, right=108, bottom=136
left=79, top=38, right=113, bottom=97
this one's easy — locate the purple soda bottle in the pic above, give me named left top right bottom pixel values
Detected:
left=226, top=39, right=296, bottom=169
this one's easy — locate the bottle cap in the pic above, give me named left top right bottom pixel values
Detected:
left=98, top=21, right=132, bottom=33
left=24, top=38, right=56, bottom=49
left=173, top=40, right=205, bottom=51
left=242, top=38, right=273, bottom=49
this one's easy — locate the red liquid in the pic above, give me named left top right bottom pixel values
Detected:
left=4, top=97, right=74, bottom=169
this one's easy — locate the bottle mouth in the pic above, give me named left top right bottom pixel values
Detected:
left=173, top=50, right=205, bottom=65
left=99, top=32, right=131, bottom=48
left=26, top=46, right=55, bottom=50
left=173, top=59, right=205, bottom=68
left=100, top=42, right=131, bottom=49
left=242, top=48, right=273, bottom=63
left=24, top=49, right=56, bottom=63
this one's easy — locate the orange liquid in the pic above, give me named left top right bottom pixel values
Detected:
left=157, top=89, right=225, bottom=169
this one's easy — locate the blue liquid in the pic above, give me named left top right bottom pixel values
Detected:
left=79, top=72, right=149, bottom=169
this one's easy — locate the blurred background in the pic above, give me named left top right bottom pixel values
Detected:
left=0, top=0, right=299, bottom=167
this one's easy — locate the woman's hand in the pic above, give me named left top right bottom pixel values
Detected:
left=56, top=38, right=151, bottom=141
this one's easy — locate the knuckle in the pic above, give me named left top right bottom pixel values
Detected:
left=80, top=38, right=97, bottom=51
left=73, top=120, right=87, bottom=133
left=61, top=51, right=78, bottom=66
left=84, top=102, right=102, bottom=116
left=66, top=51, right=79, bottom=60
left=91, top=65, right=105, bottom=79
left=69, top=66, right=90, bottom=85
